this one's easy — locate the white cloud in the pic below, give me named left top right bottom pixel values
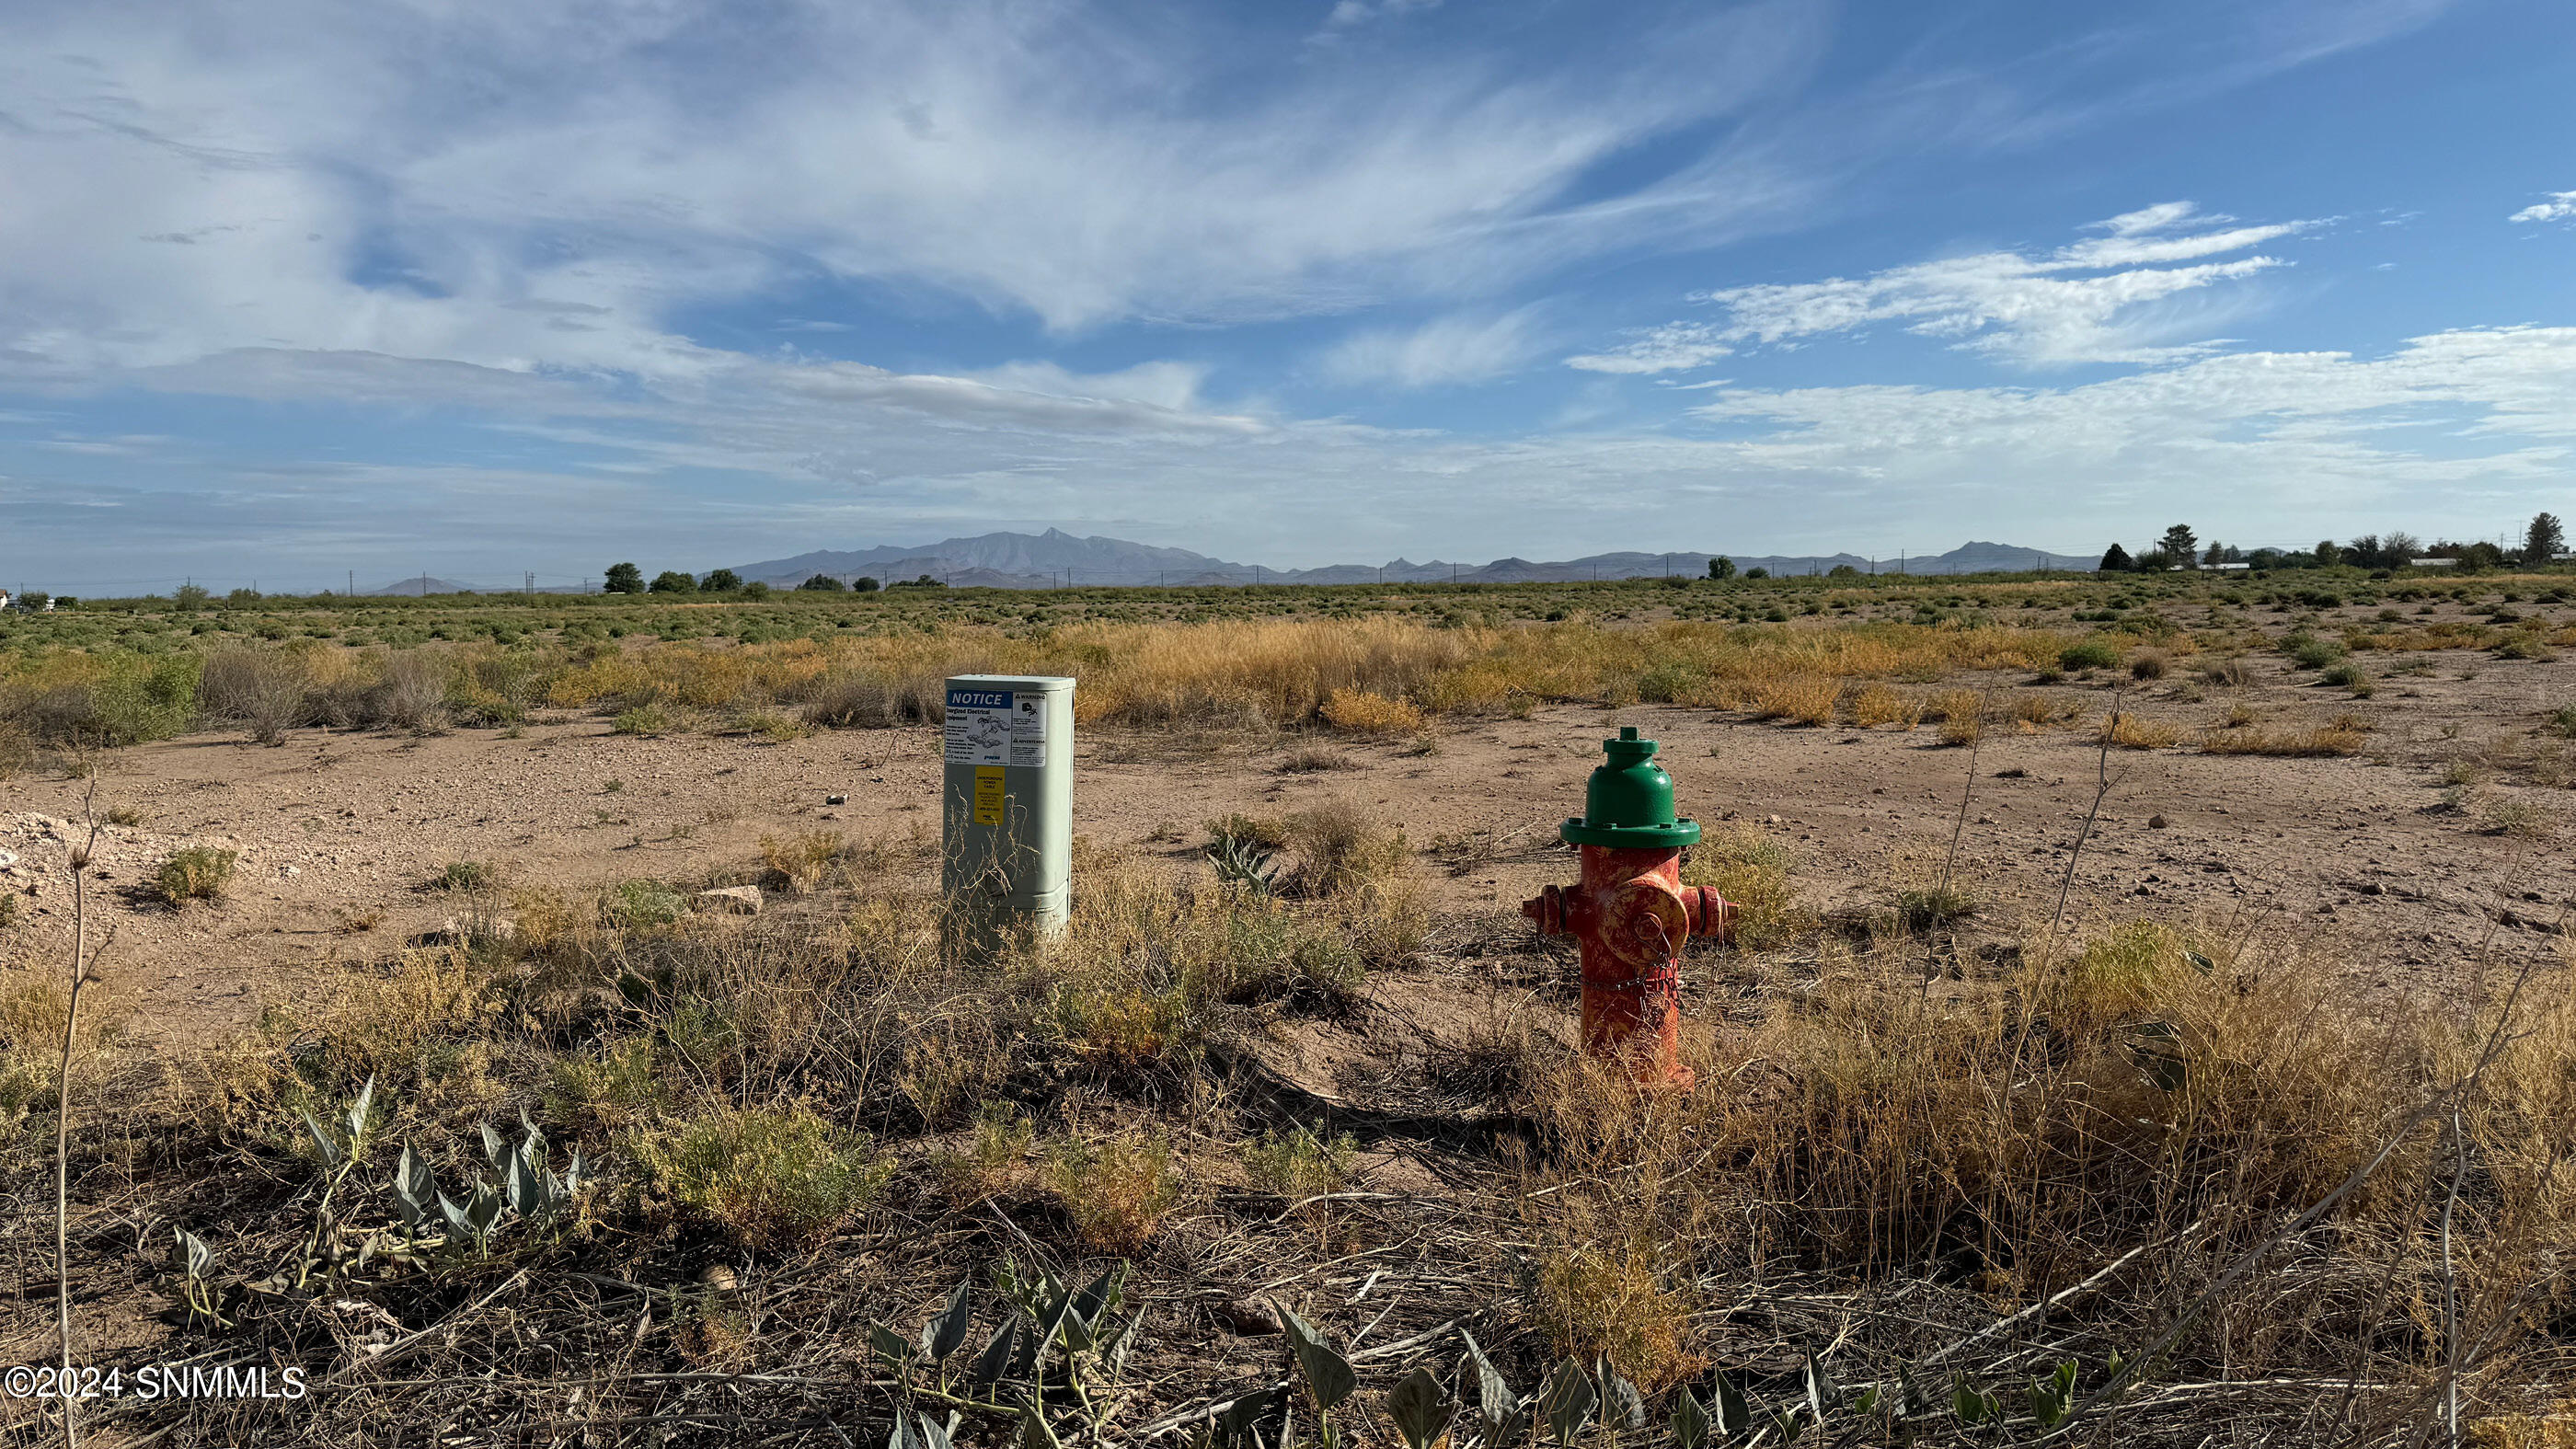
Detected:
left=2508, top=191, right=2576, bottom=225
left=1317, top=308, right=1552, bottom=388
left=1564, top=323, right=1733, bottom=374
left=1604, top=202, right=2317, bottom=368
left=0, top=0, right=1826, bottom=377
left=1319, top=0, right=1443, bottom=34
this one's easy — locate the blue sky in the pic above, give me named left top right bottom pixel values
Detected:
left=2, top=0, right=2570, bottom=593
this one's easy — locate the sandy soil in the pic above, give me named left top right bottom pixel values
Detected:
left=3, top=644, right=2570, bottom=1049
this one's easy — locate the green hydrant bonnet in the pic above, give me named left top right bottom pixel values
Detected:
left=1559, top=726, right=1702, bottom=848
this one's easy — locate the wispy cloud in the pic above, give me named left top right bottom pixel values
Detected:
left=2509, top=191, right=2576, bottom=225
left=1564, top=322, right=1733, bottom=375
left=1574, top=202, right=2316, bottom=371
left=1317, top=308, right=1553, bottom=388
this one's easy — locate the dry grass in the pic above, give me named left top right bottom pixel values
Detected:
left=1319, top=687, right=1427, bottom=734
left=1847, top=683, right=1923, bottom=730
left=1679, top=822, right=1809, bottom=950
left=1932, top=687, right=1984, bottom=746
left=2100, top=711, right=2185, bottom=750
left=1045, top=1133, right=1183, bottom=1252
left=2201, top=724, right=2370, bottom=756
left=1749, top=673, right=1840, bottom=726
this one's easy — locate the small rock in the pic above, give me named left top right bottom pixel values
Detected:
left=2359, top=881, right=2386, bottom=896
left=696, top=885, right=763, bottom=915
left=2147, top=814, right=2169, bottom=829
left=1214, top=1299, right=1281, bottom=1336
left=0, top=850, right=16, bottom=868
left=697, top=1264, right=739, bottom=1293
left=280, top=864, right=301, bottom=878
left=825, top=794, right=847, bottom=806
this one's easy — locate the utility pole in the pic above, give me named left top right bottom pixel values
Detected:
left=1899, top=550, right=1906, bottom=576
left=348, top=569, right=355, bottom=597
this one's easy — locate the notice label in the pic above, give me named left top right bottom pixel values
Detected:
left=972, top=765, right=1006, bottom=825
left=943, top=686, right=1048, bottom=767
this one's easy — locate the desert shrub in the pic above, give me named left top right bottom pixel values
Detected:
left=1283, top=800, right=1409, bottom=899
left=439, top=860, right=496, bottom=892
left=1318, top=688, right=1425, bottom=735
left=2287, top=635, right=2347, bottom=670
left=1749, top=674, right=1838, bottom=726
left=2548, top=704, right=2576, bottom=740
left=631, top=1103, right=891, bottom=1250
left=1932, top=688, right=1983, bottom=746
left=1241, top=1121, right=1356, bottom=1202
left=2100, top=711, right=2183, bottom=750
left=1274, top=746, right=1357, bottom=774
left=1847, top=684, right=1920, bottom=729
left=546, top=1036, right=673, bottom=1139
left=1203, top=812, right=1292, bottom=854
left=612, top=703, right=673, bottom=736
left=2128, top=648, right=2169, bottom=680
left=1680, top=822, right=1806, bottom=951
left=1044, top=1133, right=1181, bottom=1252
left=2059, top=638, right=2119, bottom=671
left=604, top=880, right=686, bottom=930
left=362, top=650, right=450, bottom=730
left=199, top=647, right=312, bottom=743
left=760, top=832, right=841, bottom=893
left=2197, top=654, right=2253, bottom=687
left=1530, top=1231, right=1698, bottom=1394
left=2009, top=692, right=2054, bottom=726
left=156, top=846, right=236, bottom=903
left=2200, top=725, right=2367, bottom=756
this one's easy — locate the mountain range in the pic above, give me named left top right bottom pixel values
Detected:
left=726, top=530, right=2099, bottom=589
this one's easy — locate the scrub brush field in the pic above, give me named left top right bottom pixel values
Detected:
left=1, top=568, right=2573, bottom=1447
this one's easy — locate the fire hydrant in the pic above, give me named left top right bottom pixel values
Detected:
left=1522, top=727, right=1734, bottom=1087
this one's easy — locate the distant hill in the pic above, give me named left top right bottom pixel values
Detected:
left=728, top=532, right=2099, bottom=590
left=365, top=575, right=483, bottom=596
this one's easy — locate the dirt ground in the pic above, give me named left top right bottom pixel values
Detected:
left=5, top=640, right=2570, bottom=1051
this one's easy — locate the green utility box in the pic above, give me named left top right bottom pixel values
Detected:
left=940, top=674, right=1075, bottom=949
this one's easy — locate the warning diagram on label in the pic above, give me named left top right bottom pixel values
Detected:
left=943, top=687, right=1048, bottom=767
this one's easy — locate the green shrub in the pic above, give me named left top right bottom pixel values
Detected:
left=633, top=1104, right=889, bottom=1249
left=604, top=880, right=685, bottom=930
left=2058, top=638, right=2119, bottom=671
left=2287, top=636, right=2346, bottom=670
left=612, top=703, right=672, bottom=736
left=1241, top=1121, right=1356, bottom=1202
left=439, top=860, right=495, bottom=892
left=156, top=846, right=237, bottom=903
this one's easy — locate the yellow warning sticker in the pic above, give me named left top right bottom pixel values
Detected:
left=972, top=765, right=1006, bottom=825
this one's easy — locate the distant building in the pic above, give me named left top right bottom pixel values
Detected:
left=2409, top=558, right=2456, bottom=569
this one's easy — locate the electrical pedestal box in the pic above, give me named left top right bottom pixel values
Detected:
left=939, top=674, right=1075, bottom=950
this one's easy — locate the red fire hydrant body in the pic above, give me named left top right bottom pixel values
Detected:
left=1523, top=728, right=1733, bottom=1087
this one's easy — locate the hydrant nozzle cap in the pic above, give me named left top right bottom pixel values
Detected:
left=1561, top=729, right=1702, bottom=849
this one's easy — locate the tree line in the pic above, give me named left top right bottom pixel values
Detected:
left=2099, top=513, right=2563, bottom=574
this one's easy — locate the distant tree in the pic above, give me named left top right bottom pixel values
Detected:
left=18, top=590, right=48, bottom=609
left=1707, top=556, right=1737, bottom=581
left=2159, top=524, right=2199, bottom=568
left=2247, top=547, right=2283, bottom=569
left=603, top=562, right=645, bottom=593
left=852, top=576, right=880, bottom=592
left=2098, top=543, right=2133, bottom=572
left=2135, top=548, right=2176, bottom=572
left=2382, top=532, right=2421, bottom=565
left=798, top=574, right=846, bottom=592
left=891, top=574, right=948, bottom=588
left=1827, top=563, right=1859, bottom=578
left=2313, top=540, right=2340, bottom=568
left=2456, top=541, right=2508, bottom=573
left=2526, top=512, right=2566, bottom=565
left=698, top=568, right=742, bottom=592
left=173, top=583, right=209, bottom=611
left=649, top=569, right=696, bottom=594
left=1743, top=567, right=1769, bottom=580
left=2340, top=535, right=2382, bottom=569
left=225, top=587, right=260, bottom=604
left=742, top=581, right=771, bottom=600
